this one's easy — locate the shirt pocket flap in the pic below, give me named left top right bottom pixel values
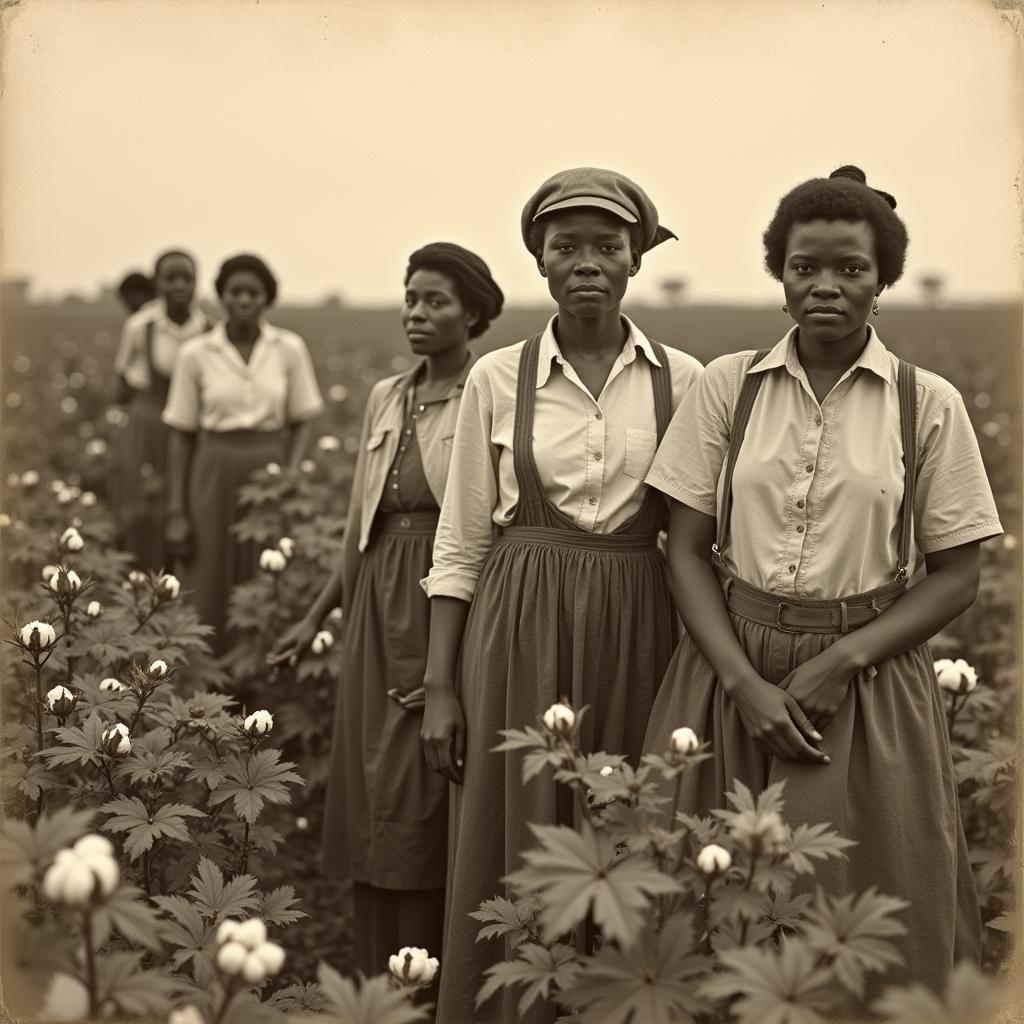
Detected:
left=624, top=427, right=658, bottom=481
left=366, top=429, right=390, bottom=451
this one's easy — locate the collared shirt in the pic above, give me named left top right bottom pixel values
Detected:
left=113, top=301, right=211, bottom=389
left=423, top=316, right=704, bottom=602
left=162, top=320, right=324, bottom=433
left=646, top=326, right=1003, bottom=599
left=351, top=355, right=474, bottom=553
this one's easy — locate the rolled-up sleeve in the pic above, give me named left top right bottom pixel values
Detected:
left=162, top=345, right=201, bottom=432
left=645, top=354, right=734, bottom=516
left=914, top=391, right=1002, bottom=553
left=422, top=371, right=500, bottom=602
left=285, top=336, right=325, bottom=423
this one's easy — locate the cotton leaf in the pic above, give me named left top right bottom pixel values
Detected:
left=94, top=950, right=184, bottom=1017
left=700, top=939, right=838, bottom=1024
left=801, top=887, right=908, bottom=999
left=317, top=962, right=431, bottom=1024
left=469, top=894, right=540, bottom=945
left=91, top=885, right=164, bottom=950
left=186, top=857, right=260, bottom=921
left=260, top=884, right=308, bottom=926
left=477, top=943, right=580, bottom=1016
left=505, top=822, right=680, bottom=947
left=1, top=805, right=94, bottom=886
left=153, top=895, right=212, bottom=969
left=785, top=822, right=856, bottom=874
left=559, top=912, right=712, bottom=1023
left=872, top=961, right=1001, bottom=1024
left=40, top=712, right=108, bottom=768
left=207, top=749, right=304, bottom=824
left=99, top=797, right=205, bottom=860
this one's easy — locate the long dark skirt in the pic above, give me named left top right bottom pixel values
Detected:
left=186, top=430, right=283, bottom=656
left=642, top=598, right=981, bottom=1002
left=437, top=530, right=678, bottom=1024
left=115, top=390, right=170, bottom=572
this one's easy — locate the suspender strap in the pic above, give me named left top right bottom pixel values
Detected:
left=143, top=320, right=171, bottom=402
left=713, top=349, right=772, bottom=566
left=511, top=335, right=545, bottom=506
left=647, top=339, right=673, bottom=442
left=894, top=358, right=918, bottom=581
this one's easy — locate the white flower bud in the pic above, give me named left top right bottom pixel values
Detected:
left=168, top=1006, right=206, bottom=1024
left=21, top=470, right=40, bottom=487
left=243, top=710, right=274, bottom=736
left=300, top=459, right=316, bottom=474
left=327, top=607, right=343, bottom=623
left=389, top=946, right=438, bottom=985
left=599, top=765, right=614, bottom=777
left=85, top=439, right=108, bottom=457
left=156, top=574, right=181, bottom=599
left=41, top=564, right=59, bottom=584
left=41, top=837, right=120, bottom=905
left=50, top=567, right=82, bottom=593
left=46, top=685, right=77, bottom=717
left=934, top=658, right=979, bottom=694
left=696, top=843, right=732, bottom=875
left=258, top=549, right=287, bottom=573
left=128, top=570, right=147, bottom=585
left=101, top=722, right=131, bottom=756
left=241, top=952, right=268, bottom=984
left=232, top=918, right=268, bottom=949
left=250, top=941, right=285, bottom=977
left=670, top=726, right=700, bottom=755
left=72, top=836, right=119, bottom=895
left=99, top=677, right=125, bottom=692
left=215, top=940, right=248, bottom=976
left=317, top=434, right=341, bottom=452
left=20, top=620, right=57, bottom=649
left=60, top=527, right=85, bottom=551
left=80, top=491, right=97, bottom=507
left=265, top=462, right=282, bottom=477
left=149, top=659, right=169, bottom=678
left=86, top=600, right=103, bottom=618
left=277, top=537, right=296, bottom=559
left=542, top=702, right=575, bottom=735
left=311, top=630, right=334, bottom=654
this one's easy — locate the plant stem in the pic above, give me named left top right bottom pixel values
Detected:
left=32, top=659, right=46, bottom=818
left=736, top=851, right=759, bottom=947
left=100, top=759, right=118, bottom=800
left=947, top=691, right=969, bottom=734
left=82, top=908, right=99, bottom=1017
left=239, top=820, right=251, bottom=876
left=143, top=849, right=152, bottom=897
left=210, top=981, right=238, bottom=1024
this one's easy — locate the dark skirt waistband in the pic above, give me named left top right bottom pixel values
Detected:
left=721, top=570, right=907, bottom=635
left=374, top=510, right=440, bottom=536
left=496, top=525, right=659, bottom=553
left=198, top=429, right=283, bottom=447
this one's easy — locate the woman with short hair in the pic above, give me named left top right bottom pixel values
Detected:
left=163, top=253, right=323, bottom=655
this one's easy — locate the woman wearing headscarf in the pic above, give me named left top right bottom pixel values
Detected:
left=268, top=243, right=504, bottom=986
left=112, top=249, right=211, bottom=571
left=420, top=169, right=703, bottom=1022
left=642, top=166, right=1001, bottom=1001
left=163, top=253, right=324, bottom=656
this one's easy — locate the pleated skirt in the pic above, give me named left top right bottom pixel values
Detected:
left=642, top=601, right=981, bottom=1002
left=116, top=390, right=170, bottom=572
left=321, top=512, right=448, bottom=891
left=187, top=430, right=283, bottom=656
left=437, top=528, right=678, bottom=1024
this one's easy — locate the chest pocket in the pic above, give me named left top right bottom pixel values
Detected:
left=366, top=429, right=390, bottom=452
left=624, top=428, right=658, bottom=481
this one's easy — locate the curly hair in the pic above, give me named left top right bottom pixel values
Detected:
left=405, top=242, right=504, bottom=340
left=214, top=254, right=278, bottom=306
left=762, top=166, right=909, bottom=288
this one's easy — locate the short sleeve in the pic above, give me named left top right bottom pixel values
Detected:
left=913, top=390, right=1002, bottom=553
left=645, top=354, right=735, bottom=516
left=284, top=336, right=324, bottom=423
left=113, top=318, right=145, bottom=383
left=162, top=345, right=202, bottom=432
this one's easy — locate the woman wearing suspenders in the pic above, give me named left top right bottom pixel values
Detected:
left=420, top=168, right=703, bottom=1022
left=112, top=250, right=211, bottom=571
left=643, top=166, right=1002, bottom=996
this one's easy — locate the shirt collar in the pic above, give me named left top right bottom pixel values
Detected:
left=391, top=350, right=477, bottom=401
left=150, top=301, right=208, bottom=334
left=207, top=320, right=279, bottom=348
left=747, top=324, right=894, bottom=385
left=536, top=314, right=661, bottom=389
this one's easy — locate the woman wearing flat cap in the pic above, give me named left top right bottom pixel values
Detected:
left=642, top=166, right=1001, bottom=1001
left=268, top=243, right=503, bottom=991
left=420, top=168, right=703, bottom=1021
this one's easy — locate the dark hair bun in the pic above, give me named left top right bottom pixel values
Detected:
left=829, top=165, right=897, bottom=209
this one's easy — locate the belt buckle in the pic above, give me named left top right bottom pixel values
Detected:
left=399, top=517, right=411, bottom=529
left=774, top=600, right=797, bottom=632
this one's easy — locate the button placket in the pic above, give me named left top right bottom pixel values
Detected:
left=580, top=402, right=603, bottom=529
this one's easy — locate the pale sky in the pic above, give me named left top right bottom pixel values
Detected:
left=1, top=0, right=1021, bottom=306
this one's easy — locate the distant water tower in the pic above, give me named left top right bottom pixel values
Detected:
left=660, top=277, right=687, bottom=307
left=919, top=273, right=946, bottom=307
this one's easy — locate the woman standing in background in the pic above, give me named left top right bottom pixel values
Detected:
left=112, top=250, right=210, bottom=571
left=268, top=243, right=503, bottom=996
left=163, top=253, right=323, bottom=656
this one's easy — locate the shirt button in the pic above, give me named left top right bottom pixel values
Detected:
left=805, top=464, right=814, bottom=473
left=588, top=497, right=597, bottom=505
left=788, top=564, right=796, bottom=573
left=399, top=446, right=406, bottom=453
left=797, top=525, right=805, bottom=533
left=796, top=499, right=805, bottom=509
left=391, top=484, right=399, bottom=490
left=400, top=517, right=411, bottom=529
left=595, top=412, right=603, bottom=420
left=594, top=452, right=602, bottom=461
left=815, top=415, right=822, bottom=426
left=417, top=404, right=426, bottom=413
left=405, top=428, right=412, bottom=436
left=392, top=469, right=399, bottom=476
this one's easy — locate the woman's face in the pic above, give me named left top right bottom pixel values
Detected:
left=401, top=269, right=476, bottom=356
left=220, top=270, right=269, bottom=325
left=782, top=219, right=882, bottom=345
left=156, top=256, right=196, bottom=312
left=537, top=208, right=639, bottom=316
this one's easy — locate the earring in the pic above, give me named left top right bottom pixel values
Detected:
left=782, top=304, right=789, bottom=314
left=872, top=300, right=880, bottom=316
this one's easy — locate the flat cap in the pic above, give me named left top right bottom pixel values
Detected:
left=522, top=167, right=677, bottom=253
